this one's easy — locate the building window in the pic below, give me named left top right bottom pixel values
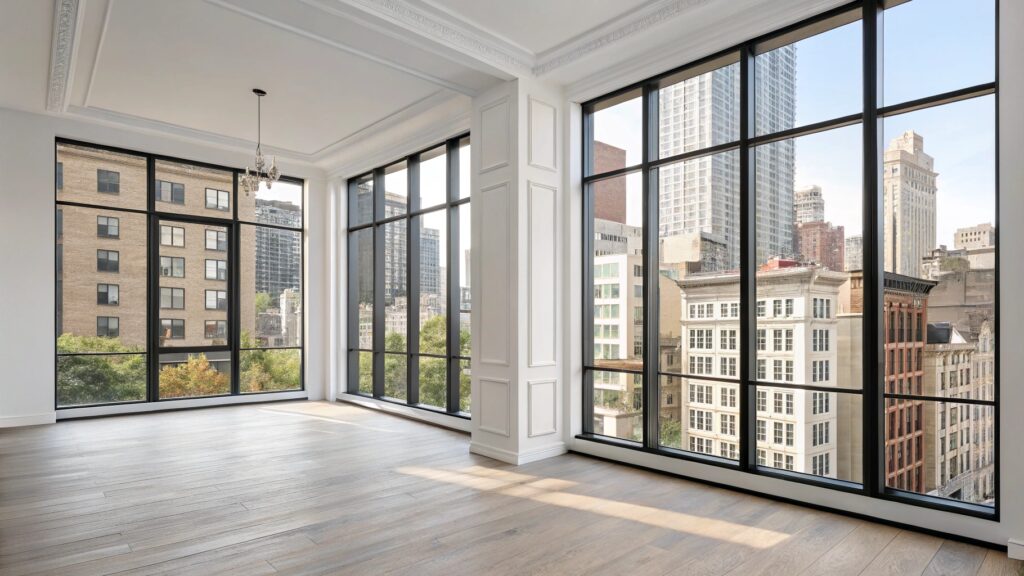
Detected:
left=56, top=162, right=63, bottom=190
left=205, top=290, right=228, bottom=310
left=161, top=225, right=185, bottom=247
left=205, top=320, right=228, bottom=340
left=206, top=229, right=227, bottom=251
left=97, top=216, right=119, bottom=238
left=160, top=318, right=185, bottom=340
left=160, top=256, right=185, bottom=278
left=96, top=316, right=119, bottom=338
left=160, top=287, right=184, bottom=309
left=96, top=283, right=119, bottom=306
left=156, top=180, right=185, bottom=204
left=206, top=188, right=230, bottom=211
left=96, top=249, right=119, bottom=272
left=97, top=169, right=119, bottom=194
left=205, top=259, right=227, bottom=281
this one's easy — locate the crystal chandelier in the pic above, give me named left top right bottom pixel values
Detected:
left=241, top=88, right=279, bottom=196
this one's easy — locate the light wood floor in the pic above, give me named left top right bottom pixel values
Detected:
left=0, top=401, right=1019, bottom=576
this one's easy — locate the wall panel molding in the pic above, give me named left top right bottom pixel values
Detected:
left=478, top=377, right=511, bottom=436
left=478, top=180, right=512, bottom=366
left=527, top=97, right=557, bottom=172
left=527, top=379, right=558, bottom=437
left=478, top=97, right=511, bottom=174
left=528, top=181, right=558, bottom=368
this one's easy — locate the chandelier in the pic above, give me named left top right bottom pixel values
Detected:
left=241, top=88, right=279, bottom=196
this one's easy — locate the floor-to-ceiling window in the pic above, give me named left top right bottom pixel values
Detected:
left=347, top=135, right=471, bottom=415
left=582, top=0, right=997, bottom=516
left=55, top=141, right=304, bottom=408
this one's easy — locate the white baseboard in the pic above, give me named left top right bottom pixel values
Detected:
left=0, top=412, right=57, bottom=428
left=1008, top=539, right=1024, bottom=560
left=337, top=393, right=471, bottom=433
left=470, top=441, right=567, bottom=465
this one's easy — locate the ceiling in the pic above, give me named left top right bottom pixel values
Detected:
left=0, top=0, right=848, bottom=171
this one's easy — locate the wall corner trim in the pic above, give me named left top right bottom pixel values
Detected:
left=0, top=412, right=58, bottom=428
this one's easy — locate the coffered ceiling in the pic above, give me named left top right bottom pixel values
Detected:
left=0, top=0, right=848, bottom=171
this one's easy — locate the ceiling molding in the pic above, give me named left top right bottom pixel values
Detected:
left=204, top=0, right=480, bottom=96
left=46, top=0, right=81, bottom=112
left=532, top=0, right=711, bottom=76
left=336, top=0, right=533, bottom=77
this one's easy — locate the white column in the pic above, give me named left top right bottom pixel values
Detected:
left=469, top=78, right=566, bottom=464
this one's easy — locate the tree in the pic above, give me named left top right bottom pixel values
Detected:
left=660, top=417, right=682, bottom=449
left=158, top=355, right=230, bottom=398
left=255, top=292, right=273, bottom=315
left=239, top=331, right=301, bottom=393
left=56, top=334, right=146, bottom=405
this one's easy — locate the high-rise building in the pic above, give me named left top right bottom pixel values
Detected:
left=954, top=223, right=995, bottom=250
left=658, top=47, right=795, bottom=270
left=593, top=142, right=627, bottom=223
left=796, top=221, right=845, bottom=271
left=845, top=235, right=863, bottom=272
left=674, top=266, right=844, bottom=470
left=884, top=131, right=937, bottom=277
left=254, top=200, right=302, bottom=299
left=794, top=185, right=825, bottom=224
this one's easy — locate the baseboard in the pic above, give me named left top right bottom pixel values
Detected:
left=470, top=441, right=567, bottom=465
left=1008, top=539, right=1024, bottom=560
left=0, top=412, right=57, bottom=428
left=338, top=394, right=471, bottom=433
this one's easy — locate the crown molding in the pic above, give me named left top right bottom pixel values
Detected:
left=47, top=0, right=81, bottom=112
left=532, top=0, right=711, bottom=76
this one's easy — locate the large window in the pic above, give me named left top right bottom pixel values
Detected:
left=347, top=135, right=471, bottom=415
left=55, top=141, right=304, bottom=407
left=582, top=0, right=997, bottom=515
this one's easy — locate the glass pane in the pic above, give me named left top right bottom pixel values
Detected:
left=459, top=312, right=471, bottom=357
left=384, top=352, right=407, bottom=402
left=56, top=143, right=147, bottom=210
left=239, top=179, right=302, bottom=227
left=660, top=376, right=740, bottom=460
left=154, top=160, right=234, bottom=219
left=56, top=206, right=147, bottom=355
left=755, top=125, right=862, bottom=389
left=57, top=354, right=147, bottom=407
left=240, top=348, right=301, bottom=393
left=419, top=146, right=447, bottom=209
left=418, top=209, right=447, bottom=355
left=384, top=220, right=407, bottom=352
left=350, top=174, right=374, bottom=227
left=240, top=225, right=302, bottom=348
left=658, top=59, right=739, bottom=159
left=357, top=351, right=373, bottom=395
left=588, top=89, right=642, bottom=175
left=591, top=370, right=643, bottom=443
left=458, top=137, right=471, bottom=200
left=158, top=221, right=229, bottom=347
left=459, top=358, right=471, bottom=414
left=590, top=172, right=643, bottom=371
left=883, top=0, right=995, bottom=106
left=884, top=400, right=994, bottom=506
left=158, top=351, right=231, bottom=399
left=755, top=14, right=861, bottom=136
left=754, top=387, right=860, bottom=482
left=657, top=149, right=741, bottom=375
left=351, top=228, right=374, bottom=350
left=458, top=203, right=471, bottom=312
left=418, top=356, right=447, bottom=409
left=383, top=161, right=408, bottom=217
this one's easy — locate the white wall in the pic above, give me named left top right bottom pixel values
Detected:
left=562, top=0, right=1024, bottom=552
left=0, top=107, right=329, bottom=426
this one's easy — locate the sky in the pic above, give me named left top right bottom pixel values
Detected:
left=593, top=0, right=996, bottom=248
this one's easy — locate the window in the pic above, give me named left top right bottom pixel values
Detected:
left=347, top=135, right=469, bottom=414
left=160, top=318, right=185, bottom=340
left=205, top=290, right=227, bottom=310
left=582, top=1, right=998, bottom=513
left=689, top=409, right=713, bottom=432
left=205, top=320, right=227, bottom=341
left=96, top=250, right=119, bottom=272
left=96, top=316, right=119, bottom=338
left=689, top=383, right=712, bottom=404
left=97, top=169, right=119, bottom=194
left=161, top=225, right=184, bottom=247
left=96, top=284, right=119, bottom=306
left=756, top=420, right=766, bottom=442
left=97, top=216, right=119, bottom=238
left=56, top=162, right=63, bottom=190
left=160, top=256, right=185, bottom=278
left=721, top=386, right=736, bottom=408
left=160, top=287, right=184, bottom=309
left=205, top=229, right=227, bottom=251
left=205, top=188, right=230, bottom=211
left=156, top=180, right=185, bottom=204
left=720, top=414, right=736, bottom=436
left=205, top=259, right=227, bottom=281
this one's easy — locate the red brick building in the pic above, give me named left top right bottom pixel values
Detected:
left=796, top=221, right=845, bottom=272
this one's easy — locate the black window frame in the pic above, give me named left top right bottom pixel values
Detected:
left=345, top=134, right=470, bottom=416
left=55, top=138, right=307, bottom=409
left=580, top=0, right=999, bottom=520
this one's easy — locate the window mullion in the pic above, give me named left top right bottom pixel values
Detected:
left=642, top=82, right=660, bottom=450
left=408, top=156, right=421, bottom=406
